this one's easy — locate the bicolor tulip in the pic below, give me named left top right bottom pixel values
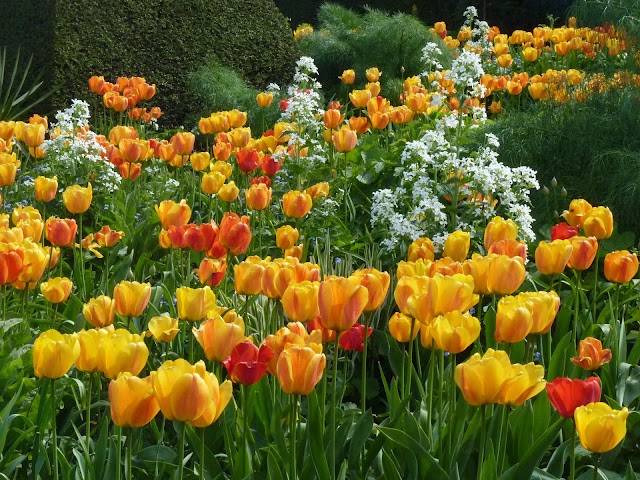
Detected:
left=318, top=276, right=369, bottom=331
left=571, top=337, right=612, bottom=370
left=113, top=280, right=152, bottom=317
left=193, top=311, right=246, bottom=362
left=109, top=373, right=160, bottom=428
left=40, top=277, right=72, bottom=303
left=484, top=216, right=518, bottom=251
left=276, top=344, right=326, bottom=395
left=35, top=176, right=58, bottom=203
left=487, top=255, right=526, bottom=295
left=388, top=312, right=420, bottom=343
left=219, top=213, right=251, bottom=255
left=282, top=190, right=312, bottom=218
left=83, top=295, right=115, bottom=328
left=567, top=236, right=598, bottom=271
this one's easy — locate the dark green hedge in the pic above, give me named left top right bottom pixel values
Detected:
left=0, top=0, right=298, bottom=127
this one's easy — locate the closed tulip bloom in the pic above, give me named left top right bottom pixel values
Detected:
left=264, top=323, right=323, bottom=374
left=318, top=276, right=369, bottom=331
left=323, top=109, right=343, bottom=129
left=234, top=257, right=266, bottom=295
left=370, top=112, right=390, bottom=130
left=155, top=199, right=192, bottom=230
left=33, top=329, right=80, bottom=378
left=40, top=277, right=72, bottom=303
left=349, top=89, right=372, bottom=108
left=223, top=341, right=274, bottom=385
left=114, top=280, right=151, bottom=317
left=256, top=92, right=274, bottom=108
left=109, top=373, right=160, bottom=428
left=0, top=159, right=17, bottom=187
left=277, top=344, right=326, bottom=395
left=567, top=236, right=598, bottom=271
left=353, top=268, right=390, bottom=312
left=571, top=337, right=612, bottom=370
left=0, top=121, right=15, bottom=140
left=388, top=312, right=420, bottom=342
left=276, top=225, right=299, bottom=250
left=193, top=312, right=246, bottom=362
left=235, top=149, right=260, bottom=172
left=45, top=217, right=78, bottom=247
left=487, top=255, right=526, bottom=295
left=443, top=231, right=471, bottom=262
left=455, top=349, right=512, bottom=406
left=245, top=183, right=272, bottom=210
left=498, top=363, right=546, bottom=406
left=14, top=240, right=49, bottom=288
left=198, top=257, right=227, bottom=287
left=201, top=171, right=226, bottom=195
left=170, top=132, right=195, bottom=156
left=75, top=328, right=111, bottom=373
left=546, top=377, right=601, bottom=418
left=282, top=190, right=312, bottom=218
left=431, top=310, right=481, bottom=353
left=408, top=237, right=435, bottom=262
left=0, top=248, right=24, bottom=285
left=339, top=69, right=355, bottom=84
left=15, top=122, right=45, bottom=147
left=535, top=239, right=573, bottom=275
left=563, top=199, right=592, bottom=228
left=109, top=125, right=138, bottom=144
left=519, top=291, right=560, bottom=334
left=395, top=275, right=433, bottom=316
left=462, top=254, right=493, bottom=295
left=119, top=138, right=150, bottom=162
left=227, top=109, right=247, bottom=128
left=604, top=250, right=639, bottom=283
left=583, top=206, right=613, bottom=239
left=83, top=295, right=115, bottom=328
left=522, top=46, right=539, bottom=62
left=219, top=213, right=252, bottom=255
left=332, top=128, right=357, bottom=153
left=102, top=329, right=149, bottom=379
left=484, top=217, right=518, bottom=251
left=433, top=273, right=479, bottom=316
left=213, top=142, right=232, bottom=161
left=147, top=315, right=180, bottom=342
left=189, top=152, right=210, bottom=171
left=282, top=281, right=320, bottom=322
left=35, top=176, right=58, bottom=202
left=574, top=402, right=629, bottom=453
left=152, top=359, right=230, bottom=425
left=177, top=286, right=217, bottom=321
left=218, top=181, right=240, bottom=202
left=495, top=295, right=533, bottom=343
left=487, top=239, right=527, bottom=262
left=63, top=183, right=92, bottom=214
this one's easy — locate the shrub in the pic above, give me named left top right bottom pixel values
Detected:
left=0, top=0, right=298, bottom=127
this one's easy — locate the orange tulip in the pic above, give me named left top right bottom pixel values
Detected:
left=348, top=116, right=370, bottom=134
left=45, top=217, right=77, bottom=247
left=109, top=373, right=160, bottom=428
left=332, top=128, right=357, bottom=152
left=0, top=248, right=24, bottom=285
left=370, top=112, right=390, bottom=130
left=193, top=311, right=246, bottom=362
left=487, top=255, right=526, bottom=295
left=170, top=132, right=195, bottom=156
left=318, top=276, right=369, bottom=331
left=519, top=291, right=560, bottom=335
left=388, top=312, right=420, bottom=343
left=572, top=337, right=612, bottom=370
left=408, top=237, right=435, bottom=262
left=197, top=257, right=227, bottom=287
left=276, top=344, right=326, bottom=395
left=256, top=92, right=274, bottom=108
left=119, top=138, right=150, bottom=162
left=113, top=281, right=151, bottom=317
left=567, top=236, right=598, bottom=270
left=323, top=109, right=343, bottom=129
left=352, top=268, right=390, bottom=312
left=604, top=250, right=639, bottom=283
left=282, top=281, right=320, bottom=322
left=219, top=213, right=252, bottom=255
left=245, top=183, right=272, bottom=211
left=282, top=190, right=312, bottom=218
left=305, top=182, right=329, bottom=200
left=155, top=199, right=192, bottom=230
left=487, top=239, right=527, bottom=262
left=484, top=217, right=518, bottom=251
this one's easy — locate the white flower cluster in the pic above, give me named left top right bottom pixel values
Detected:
left=421, top=42, right=444, bottom=76
left=449, top=50, right=485, bottom=91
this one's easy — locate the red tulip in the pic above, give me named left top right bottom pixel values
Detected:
left=338, top=323, right=372, bottom=352
left=546, top=377, right=601, bottom=418
left=223, top=341, right=274, bottom=385
left=551, top=222, right=579, bottom=241
left=235, top=149, right=260, bottom=172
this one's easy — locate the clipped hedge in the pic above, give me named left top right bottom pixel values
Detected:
left=0, top=0, right=298, bottom=126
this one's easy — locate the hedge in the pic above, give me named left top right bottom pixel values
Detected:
left=0, top=0, right=298, bottom=127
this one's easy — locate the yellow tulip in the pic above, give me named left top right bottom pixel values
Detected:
left=33, top=329, right=80, bottom=378
left=276, top=344, right=326, bottom=395
left=176, top=286, right=217, bottom=321
left=583, top=206, right=613, bottom=239
left=318, top=276, right=369, bottom=331
left=495, top=295, right=533, bottom=343
left=535, top=239, right=573, bottom=275
left=282, top=281, right=319, bottom=322
left=109, top=373, right=160, bottom=428
left=454, top=349, right=512, bottom=406
left=83, top=295, right=115, bottom=328
left=352, top=268, right=391, bottom=312
left=388, top=312, right=420, bottom=343
left=574, top=402, right=628, bottom=453
left=40, top=277, right=72, bottom=303
left=75, top=327, right=112, bottom=373
left=443, top=230, right=471, bottom=262
left=484, top=216, right=518, bottom=251
left=498, top=362, right=546, bottom=406
left=487, top=255, right=526, bottom=295
left=62, top=183, right=92, bottom=214
left=113, top=281, right=152, bottom=317
left=519, top=291, right=560, bottom=335
left=562, top=199, right=592, bottom=228
left=193, top=311, right=246, bottom=362
left=431, top=310, right=480, bottom=353
left=101, top=329, right=149, bottom=379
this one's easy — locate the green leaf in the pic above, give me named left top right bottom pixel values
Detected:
left=0, top=381, right=22, bottom=453
left=480, top=440, right=497, bottom=480
left=377, top=427, right=448, bottom=479
left=348, top=409, right=373, bottom=472
left=381, top=450, right=402, bottom=480
left=548, top=332, right=573, bottom=381
left=308, top=392, right=331, bottom=479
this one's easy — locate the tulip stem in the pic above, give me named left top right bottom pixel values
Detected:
left=116, top=426, right=122, bottom=480
left=177, top=422, right=186, bottom=480
left=573, top=272, right=581, bottom=347
left=330, top=337, right=340, bottom=480
left=593, top=454, right=600, bottom=480
left=86, top=373, right=93, bottom=448
left=126, top=428, right=133, bottom=480
left=51, top=379, right=59, bottom=480
left=438, top=350, right=444, bottom=459
left=570, top=420, right=576, bottom=480
left=290, top=394, right=298, bottom=480
left=477, top=405, right=486, bottom=480
left=405, top=316, right=416, bottom=401
left=200, top=427, right=205, bottom=480
left=79, top=213, right=86, bottom=301
left=361, top=312, right=371, bottom=412
left=592, top=253, right=599, bottom=321
left=496, top=404, right=508, bottom=474
left=427, top=346, right=435, bottom=447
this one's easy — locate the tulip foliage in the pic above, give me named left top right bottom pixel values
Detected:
left=2, top=7, right=640, bottom=480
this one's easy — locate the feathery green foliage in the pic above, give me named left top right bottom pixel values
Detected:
left=298, top=3, right=448, bottom=101
left=570, top=0, right=640, bottom=41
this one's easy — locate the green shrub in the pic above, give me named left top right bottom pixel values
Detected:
left=298, top=3, right=445, bottom=102
left=480, top=87, right=640, bottom=238
left=0, top=0, right=298, bottom=127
